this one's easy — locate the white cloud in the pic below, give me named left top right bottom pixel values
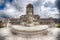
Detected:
left=0, top=0, right=59, bottom=18
left=44, top=0, right=56, bottom=3
left=0, top=3, right=20, bottom=18
left=40, top=5, right=59, bottom=18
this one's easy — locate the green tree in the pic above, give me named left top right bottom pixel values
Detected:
left=0, top=20, right=2, bottom=23
left=0, top=20, right=3, bottom=28
left=0, top=24, right=3, bottom=28
left=57, top=24, right=60, bottom=28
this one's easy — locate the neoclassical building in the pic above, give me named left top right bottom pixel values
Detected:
left=8, top=4, right=55, bottom=26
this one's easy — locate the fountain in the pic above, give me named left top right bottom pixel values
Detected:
left=7, top=4, right=49, bottom=40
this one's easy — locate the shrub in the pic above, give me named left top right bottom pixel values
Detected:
left=0, top=20, right=3, bottom=28
left=0, top=20, right=2, bottom=23
left=0, top=24, right=3, bottom=28
left=57, top=24, right=60, bottom=28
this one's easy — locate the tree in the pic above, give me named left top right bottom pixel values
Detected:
left=0, top=20, right=3, bottom=28
left=0, top=20, right=2, bottom=23
left=57, top=24, right=60, bottom=28
left=0, top=24, right=3, bottom=28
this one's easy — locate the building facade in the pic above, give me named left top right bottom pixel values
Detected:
left=8, top=4, right=55, bottom=26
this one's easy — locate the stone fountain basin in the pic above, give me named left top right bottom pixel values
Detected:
left=9, top=25, right=49, bottom=35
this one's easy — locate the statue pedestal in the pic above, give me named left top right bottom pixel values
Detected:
left=26, top=23, right=34, bottom=27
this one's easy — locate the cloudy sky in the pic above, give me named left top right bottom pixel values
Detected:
left=0, top=0, right=60, bottom=18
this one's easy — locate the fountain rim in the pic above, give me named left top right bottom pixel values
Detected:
left=9, top=25, right=49, bottom=32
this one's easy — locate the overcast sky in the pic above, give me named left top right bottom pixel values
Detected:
left=0, top=0, right=60, bottom=18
